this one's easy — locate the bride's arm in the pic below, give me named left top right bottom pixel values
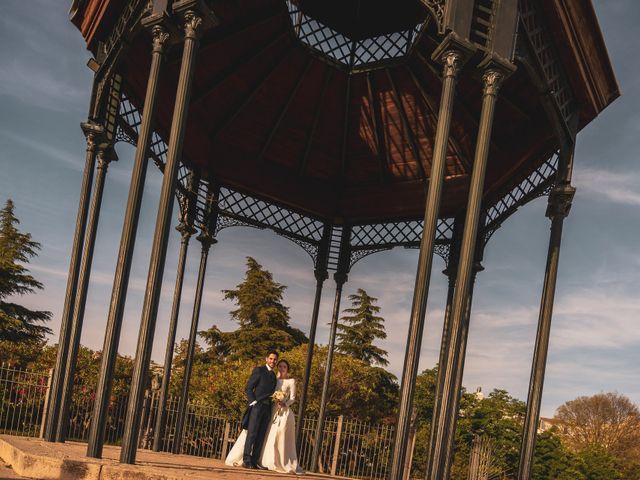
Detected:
left=285, top=379, right=296, bottom=407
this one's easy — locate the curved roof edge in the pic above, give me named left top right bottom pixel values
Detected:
left=544, top=0, right=620, bottom=127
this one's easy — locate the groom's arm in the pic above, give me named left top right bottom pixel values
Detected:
left=245, top=366, right=261, bottom=404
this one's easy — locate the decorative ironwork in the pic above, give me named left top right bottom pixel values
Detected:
left=351, top=218, right=453, bottom=250
left=115, top=125, right=135, bottom=146
left=215, top=214, right=260, bottom=235
left=519, top=0, right=575, bottom=127
left=434, top=243, right=451, bottom=266
left=215, top=188, right=325, bottom=243
left=349, top=247, right=392, bottom=270
left=287, top=235, right=320, bottom=264
left=483, top=151, right=560, bottom=244
left=116, top=84, right=563, bottom=269
left=285, top=1, right=429, bottom=72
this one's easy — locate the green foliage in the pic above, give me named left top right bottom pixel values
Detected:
left=532, top=431, right=585, bottom=480
left=554, top=392, right=640, bottom=480
left=0, top=199, right=52, bottom=343
left=200, top=257, right=307, bottom=361
left=578, top=446, right=622, bottom=480
left=336, top=288, right=388, bottom=367
left=175, top=343, right=398, bottom=422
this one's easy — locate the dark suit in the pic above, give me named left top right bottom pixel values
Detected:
left=243, top=365, right=277, bottom=466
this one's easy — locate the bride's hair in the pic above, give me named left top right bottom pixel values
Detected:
left=277, top=359, right=290, bottom=374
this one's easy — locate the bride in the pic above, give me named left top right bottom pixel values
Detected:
left=225, top=359, right=304, bottom=474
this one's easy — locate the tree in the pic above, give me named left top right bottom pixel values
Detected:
left=201, top=257, right=307, bottom=361
left=555, top=392, right=640, bottom=478
left=555, top=392, right=640, bottom=458
left=336, top=288, right=388, bottom=366
left=178, top=344, right=398, bottom=422
left=0, top=199, right=51, bottom=343
left=532, top=431, right=585, bottom=480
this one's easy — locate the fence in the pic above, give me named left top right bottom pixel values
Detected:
left=0, top=364, right=396, bottom=479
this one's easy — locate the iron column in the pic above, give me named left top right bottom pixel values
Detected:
left=295, top=225, right=331, bottom=452
left=173, top=188, right=216, bottom=454
left=119, top=6, right=206, bottom=463
left=441, top=258, right=483, bottom=480
left=57, top=145, right=116, bottom=442
left=310, top=271, right=347, bottom=473
left=87, top=21, right=170, bottom=459
left=44, top=121, right=103, bottom=442
left=388, top=34, right=474, bottom=480
left=517, top=182, right=575, bottom=480
left=425, top=216, right=464, bottom=471
left=427, top=60, right=512, bottom=480
left=152, top=176, right=198, bottom=452
left=311, top=226, right=350, bottom=472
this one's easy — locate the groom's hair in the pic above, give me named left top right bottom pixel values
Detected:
left=267, top=350, right=279, bottom=358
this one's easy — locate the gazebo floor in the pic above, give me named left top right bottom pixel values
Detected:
left=0, top=436, right=344, bottom=480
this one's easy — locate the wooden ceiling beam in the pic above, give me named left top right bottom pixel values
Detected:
left=406, top=66, right=472, bottom=173
left=179, top=7, right=285, bottom=65
left=258, top=56, right=314, bottom=162
left=414, top=51, right=504, bottom=156
left=299, top=68, right=334, bottom=176
left=366, top=72, right=390, bottom=183
left=193, top=31, right=289, bottom=104
left=208, top=44, right=293, bottom=141
left=386, top=69, right=428, bottom=182
left=339, top=76, right=352, bottom=181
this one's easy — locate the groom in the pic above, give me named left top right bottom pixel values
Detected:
left=242, top=350, right=278, bottom=469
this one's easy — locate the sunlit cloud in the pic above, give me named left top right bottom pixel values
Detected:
left=575, top=167, right=640, bottom=206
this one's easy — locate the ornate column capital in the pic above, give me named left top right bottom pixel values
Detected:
left=314, top=268, right=329, bottom=283
left=80, top=122, right=105, bottom=151
left=196, top=229, right=217, bottom=251
left=95, top=146, right=118, bottom=170
left=182, top=11, right=203, bottom=40
left=481, top=69, right=505, bottom=97
left=431, top=32, right=476, bottom=75
left=172, top=0, right=218, bottom=40
left=441, top=51, right=463, bottom=79
left=333, top=271, right=348, bottom=287
left=150, top=25, right=170, bottom=54
left=546, top=184, right=576, bottom=219
left=477, top=54, right=516, bottom=97
left=175, top=200, right=197, bottom=239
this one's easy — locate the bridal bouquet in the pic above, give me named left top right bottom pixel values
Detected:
left=272, top=390, right=286, bottom=416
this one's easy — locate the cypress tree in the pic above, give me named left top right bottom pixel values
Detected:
left=0, top=199, right=52, bottom=343
left=201, top=256, right=307, bottom=361
left=336, top=288, right=388, bottom=366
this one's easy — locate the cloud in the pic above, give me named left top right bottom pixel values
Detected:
left=0, top=128, right=84, bottom=171
left=575, top=167, right=640, bottom=206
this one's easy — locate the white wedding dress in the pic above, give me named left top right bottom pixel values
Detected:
left=225, top=377, right=303, bottom=474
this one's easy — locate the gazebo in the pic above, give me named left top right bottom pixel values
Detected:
left=45, top=0, right=618, bottom=479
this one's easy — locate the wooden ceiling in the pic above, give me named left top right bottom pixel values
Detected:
left=75, top=0, right=619, bottom=223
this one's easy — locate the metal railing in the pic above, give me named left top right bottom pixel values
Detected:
left=0, top=364, right=397, bottom=479
left=0, top=364, right=50, bottom=438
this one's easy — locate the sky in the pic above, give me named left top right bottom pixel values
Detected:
left=0, top=0, right=638, bottom=418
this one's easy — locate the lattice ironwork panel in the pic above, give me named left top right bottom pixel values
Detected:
left=351, top=218, right=453, bottom=249
left=116, top=93, right=192, bottom=207
left=285, top=0, right=426, bottom=71
left=118, top=94, right=142, bottom=134
left=215, top=187, right=325, bottom=243
left=519, top=0, right=575, bottom=125
left=484, top=151, right=559, bottom=232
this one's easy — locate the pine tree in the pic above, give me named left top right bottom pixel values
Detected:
left=0, top=199, right=52, bottom=343
left=336, top=288, right=388, bottom=366
left=200, top=257, right=307, bottom=361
